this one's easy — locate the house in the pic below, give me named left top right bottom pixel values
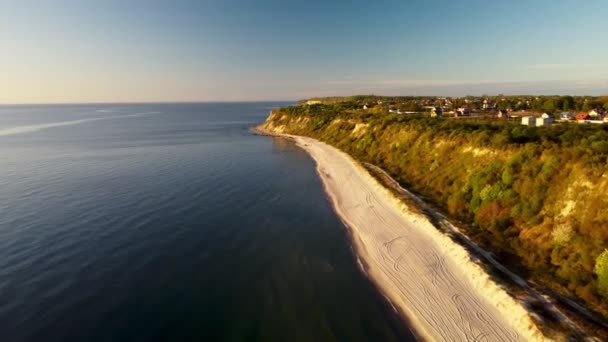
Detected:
left=604, top=114, right=608, bottom=123
left=456, top=107, right=471, bottom=116
left=306, top=100, right=322, bottom=105
left=496, top=109, right=508, bottom=118
left=589, top=109, right=602, bottom=118
left=424, top=106, right=443, bottom=118
left=521, top=116, right=536, bottom=126
left=431, top=107, right=443, bottom=118
left=576, top=112, right=590, bottom=121
left=482, top=99, right=496, bottom=110
left=559, top=112, right=574, bottom=121
left=539, top=113, right=553, bottom=125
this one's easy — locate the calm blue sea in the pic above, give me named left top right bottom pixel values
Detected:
left=0, top=103, right=414, bottom=341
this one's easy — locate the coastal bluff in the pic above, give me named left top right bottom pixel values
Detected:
left=260, top=103, right=608, bottom=338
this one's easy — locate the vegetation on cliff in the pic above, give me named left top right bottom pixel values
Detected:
left=263, top=102, right=608, bottom=318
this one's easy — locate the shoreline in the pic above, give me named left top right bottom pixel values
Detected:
left=255, top=127, right=549, bottom=341
left=256, top=127, right=422, bottom=339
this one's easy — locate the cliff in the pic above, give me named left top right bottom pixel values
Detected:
left=261, top=104, right=608, bottom=320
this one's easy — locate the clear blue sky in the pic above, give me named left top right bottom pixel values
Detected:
left=1, top=0, right=607, bottom=103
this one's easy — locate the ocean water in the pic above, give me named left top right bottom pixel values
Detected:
left=0, top=103, right=414, bottom=341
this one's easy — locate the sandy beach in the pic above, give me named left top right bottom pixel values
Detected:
left=271, top=132, right=549, bottom=341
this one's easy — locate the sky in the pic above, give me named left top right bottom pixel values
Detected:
left=1, top=0, right=607, bottom=103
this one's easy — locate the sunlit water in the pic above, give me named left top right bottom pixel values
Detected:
left=0, top=103, right=414, bottom=341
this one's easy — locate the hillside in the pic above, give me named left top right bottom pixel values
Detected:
left=261, top=102, right=608, bottom=321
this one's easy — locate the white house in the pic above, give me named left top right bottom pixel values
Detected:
left=521, top=116, right=536, bottom=126
left=589, top=109, right=601, bottom=118
left=540, top=113, right=553, bottom=125
left=456, top=107, right=471, bottom=116
left=482, top=99, right=497, bottom=110
left=423, top=106, right=442, bottom=117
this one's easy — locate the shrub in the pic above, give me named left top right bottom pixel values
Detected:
left=595, top=249, right=608, bottom=298
left=551, top=223, right=574, bottom=246
left=591, top=141, right=608, bottom=154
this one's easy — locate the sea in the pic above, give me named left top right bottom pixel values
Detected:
left=0, top=103, right=415, bottom=342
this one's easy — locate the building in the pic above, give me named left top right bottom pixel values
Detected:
left=423, top=106, right=442, bottom=118
left=306, top=100, right=322, bottom=105
left=521, top=116, right=536, bottom=126
left=497, top=109, right=508, bottom=118
left=589, top=109, right=603, bottom=119
left=576, top=112, right=590, bottom=121
left=604, top=114, right=608, bottom=123
left=539, top=113, right=553, bottom=125
left=559, top=112, right=574, bottom=121
left=456, top=107, right=471, bottom=116
left=430, top=107, right=443, bottom=118
left=482, top=99, right=496, bottom=110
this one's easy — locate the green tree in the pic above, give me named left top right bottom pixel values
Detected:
left=582, top=102, right=591, bottom=111
left=561, top=96, right=574, bottom=111
left=531, top=98, right=544, bottom=111
left=595, top=249, right=608, bottom=297
left=542, top=99, right=555, bottom=113
left=588, top=100, right=603, bottom=109
left=554, top=98, right=564, bottom=111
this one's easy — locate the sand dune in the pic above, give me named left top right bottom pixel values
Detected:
left=285, top=134, right=548, bottom=341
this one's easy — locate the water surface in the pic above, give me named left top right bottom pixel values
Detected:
left=0, top=103, right=414, bottom=341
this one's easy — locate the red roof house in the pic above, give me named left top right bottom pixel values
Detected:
left=576, top=112, right=590, bottom=121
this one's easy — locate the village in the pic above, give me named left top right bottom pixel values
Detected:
left=305, top=95, right=608, bottom=127
left=425, top=101, right=608, bottom=127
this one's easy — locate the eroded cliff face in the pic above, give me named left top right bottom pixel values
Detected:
left=262, top=109, right=608, bottom=316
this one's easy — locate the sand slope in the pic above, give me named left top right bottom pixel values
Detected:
left=287, top=134, right=548, bottom=342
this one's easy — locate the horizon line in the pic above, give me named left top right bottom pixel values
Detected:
left=2, top=93, right=607, bottom=106
left=0, top=100, right=300, bottom=106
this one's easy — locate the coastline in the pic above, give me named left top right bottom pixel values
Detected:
left=255, top=127, right=549, bottom=341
